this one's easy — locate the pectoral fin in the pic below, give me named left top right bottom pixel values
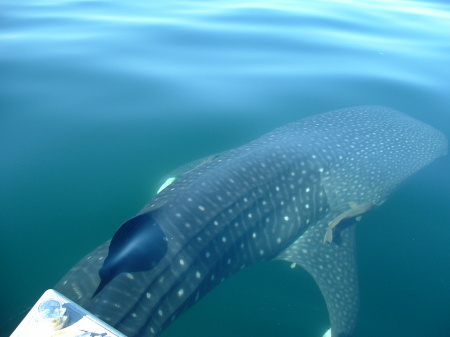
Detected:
left=277, top=212, right=359, bottom=337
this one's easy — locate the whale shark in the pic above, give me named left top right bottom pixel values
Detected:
left=55, top=106, right=447, bottom=337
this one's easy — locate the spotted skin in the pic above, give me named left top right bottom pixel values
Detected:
left=55, top=106, right=447, bottom=337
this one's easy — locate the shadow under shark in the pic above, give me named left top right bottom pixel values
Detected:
left=55, top=106, right=447, bottom=337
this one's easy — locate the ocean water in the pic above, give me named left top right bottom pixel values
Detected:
left=1, top=0, right=450, bottom=336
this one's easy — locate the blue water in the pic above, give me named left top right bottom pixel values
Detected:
left=1, top=0, right=450, bottom=336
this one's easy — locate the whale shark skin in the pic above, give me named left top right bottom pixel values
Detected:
left=55, top=106, right=448, bottom=337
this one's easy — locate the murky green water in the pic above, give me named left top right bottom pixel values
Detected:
left=1, top=0, right=450, bottom=336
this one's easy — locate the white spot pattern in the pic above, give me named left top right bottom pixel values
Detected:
left=56, top=106, right=447, bottom=337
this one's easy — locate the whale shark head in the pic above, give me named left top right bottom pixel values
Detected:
left=55, top=106, right=447, bottom=337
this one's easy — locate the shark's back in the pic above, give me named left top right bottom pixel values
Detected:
left=257, top=106, right=447, bottom=208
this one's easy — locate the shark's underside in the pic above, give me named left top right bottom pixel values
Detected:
left=55, top=106, right=447, bottom=337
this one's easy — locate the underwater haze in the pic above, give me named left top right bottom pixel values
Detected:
left=1, top=0, right=450, bottom=337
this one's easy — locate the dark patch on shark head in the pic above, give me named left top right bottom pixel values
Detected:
left=92, top=212, right=168, bottom=298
